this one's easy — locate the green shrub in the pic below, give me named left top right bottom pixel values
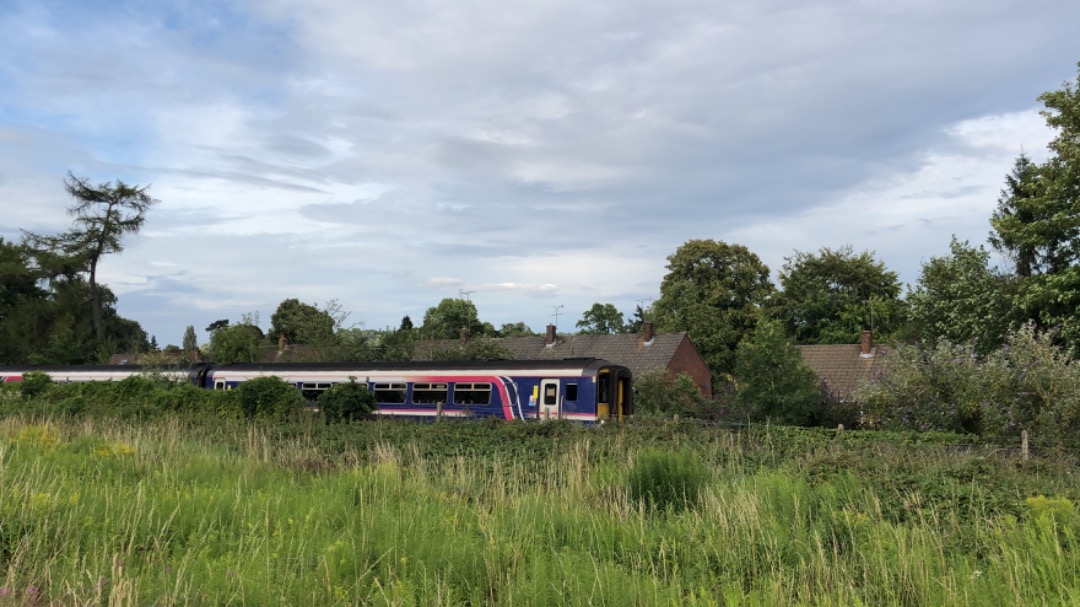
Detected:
left=633, top=371, right=711, bottom=417
left=319, top=378, right=375, bottom=423
left=857, top=323, right=1080, bottom=443
left=735, top=318, right=824, bottom=425
left=153, top=382, right=243, bottom=419
left=626, top=447, right=710, bottom=513
left=236, top=376, right=305, bottom=421
left=19, top=371, right=53, bottom=399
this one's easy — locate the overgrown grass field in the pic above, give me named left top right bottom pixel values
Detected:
left=1, top=413, right=1078, bottom=606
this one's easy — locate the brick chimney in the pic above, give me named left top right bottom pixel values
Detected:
left=545, top=324, right=557, bottom=345
left=459, top=327, right=470, bottom=344
left=642, top=321, right=655, bottom=343
left=860, top=329, right=873, bottom=356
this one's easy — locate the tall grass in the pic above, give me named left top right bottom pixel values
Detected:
left=0, top=416, right=1077, bottom=605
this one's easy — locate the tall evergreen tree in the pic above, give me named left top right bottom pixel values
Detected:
left=23, top=172, right=158, bottom=343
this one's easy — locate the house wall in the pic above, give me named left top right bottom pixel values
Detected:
left=667, top=338, right=713, bottom=397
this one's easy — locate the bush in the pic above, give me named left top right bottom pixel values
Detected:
left=633, top=371, right=710, bottom=417
left=319, top=378, right=375, bottom=424
left=19, top=371, right=53, bottom=399
left=626, top=448, right=710, bottom=513
left=236, top=376, right=305, bottom=421
left=857, top=323, right=1080, bottom=444
left=153, top=382, right=243, bottom=419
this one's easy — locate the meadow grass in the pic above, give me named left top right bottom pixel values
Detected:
left=0, top=415, right=1077, bottom=605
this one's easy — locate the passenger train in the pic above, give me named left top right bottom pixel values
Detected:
left=0, top=359, right=633, bottom=422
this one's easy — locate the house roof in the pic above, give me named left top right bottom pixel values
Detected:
left=797, top=344, right=890, bottom=401
left=414, top=332, right=694, bottom=379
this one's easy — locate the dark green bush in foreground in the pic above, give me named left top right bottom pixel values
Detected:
left=18, top=371, right=53, bottom=399
left=236, top=375, right=305, bottom=421
left=319, top=378, right=375, bottom=423
left=627, top=447, right=710, bottom=513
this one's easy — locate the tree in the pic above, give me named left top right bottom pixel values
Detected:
left=989, top=154, right=1047, bottom=278
left=734, top=318, right=823, bottom=425
left=498, top=322, right=537, bottom=337
left=270, top=298, right=336, bottom=345
left=625, top=304, right=648, bottom=334
left=771, top=246, right=904, bottom=344
left=209, top=322, right=264, bottom=363
left=182, top=325, right=198, bottom=352
left=907, top=238, right=1014, bottom=353
left=23, top=172, right=158, bottom=343
left=421, top=298, right=490, bottom=340
left=989, top=65, right=1080, bottom=347
left=652, top=239, right=775, bottom=376
left=0, top=238, right=48, bottom=362
left=576, top=303, right=626, bottom=334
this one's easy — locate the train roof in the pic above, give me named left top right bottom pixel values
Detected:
left=0, top=359, right=629, bottom=375
left=214, top=358, right=626, bottom=373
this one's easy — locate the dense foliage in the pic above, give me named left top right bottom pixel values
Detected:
left=772, top=246, right=905, bottom=344
left=989, top=66, right=1080, bottom=348
left=734, top=318, right=826, bottom=426
left=318, top=378, right=376, bottom=423
left=235, top=376, right=306, bottom=421
left=631, top=370, right=712, bottom=418
left=652, top=239, right=775, bottom=377
left=907, top=238, right=1014, bottom=353
left=857, top=323, right=1080, bottom=444
left=575, top=302, right=627, bottom=334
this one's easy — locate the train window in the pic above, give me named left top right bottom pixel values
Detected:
left=373, top=382, right=406, bottom=403
left=453, top=383, right=492, bottom=405
left=413, top=382, right=449, bottom=404
left=543, top=383, right=558, bottom=406
left=300, top=382, right=334, bottom=401
left=565, top=383, right=578, bottom=402
left=597, top=375, right=610, bottom=402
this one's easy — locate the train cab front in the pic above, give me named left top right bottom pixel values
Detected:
left=596, top=366, right=632, bottom=422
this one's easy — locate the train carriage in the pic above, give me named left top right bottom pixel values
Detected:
left=0, top=359, right=633, bottom=422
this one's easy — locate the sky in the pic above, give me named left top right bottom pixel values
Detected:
left=1, top=0, right=1078, bottom=346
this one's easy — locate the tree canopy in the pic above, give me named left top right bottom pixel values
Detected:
left=421, top=298, right=491, bottom=340
left=270, top=298, right=337, bottom=345
left=734, top=318, right=823, bottom=426
left=23, top=172, right=157, bottom=343
left=576, top=303, right=626, bottom=334
left=772, top=246, right=904, bottom=344
left=989, top=65, right=1080, bottom=347
left=907, top=238, right=1014, bottom=353
left=652, top=239, right=775, bottom=376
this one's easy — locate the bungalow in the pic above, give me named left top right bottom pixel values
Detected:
left=797, top=330, right=889, bottom=403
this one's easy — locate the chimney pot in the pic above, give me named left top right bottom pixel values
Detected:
left=643, top=321, right=655, bottom=343
left=545, top=324, right=557, bottom=345
left=860, top=329, right=872, bottom=356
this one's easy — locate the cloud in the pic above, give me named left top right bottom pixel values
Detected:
left=1, top=0, right=1078, bottom=343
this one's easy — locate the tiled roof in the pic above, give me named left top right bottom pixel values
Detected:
left=797, top=344, right=890, bottom=401
left=415, top=332, right=692, bottom=378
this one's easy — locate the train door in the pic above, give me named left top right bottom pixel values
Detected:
left=616, top=372, right=632, bottom=419
left=539, top=379, right=560, bottom=419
